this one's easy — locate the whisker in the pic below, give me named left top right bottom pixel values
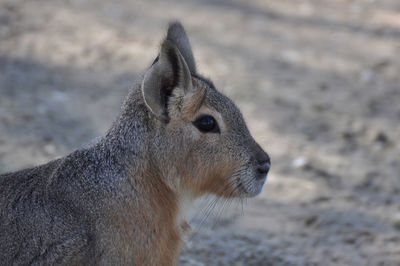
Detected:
left=187, top=166, right=253, bottom=240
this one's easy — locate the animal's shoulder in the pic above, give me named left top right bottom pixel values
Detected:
left=0, top=158, right=63, bottom=191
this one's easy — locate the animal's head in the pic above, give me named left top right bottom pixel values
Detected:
left=142, top=22, right=270, bottom=198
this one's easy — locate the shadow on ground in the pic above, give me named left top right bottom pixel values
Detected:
left=1, top=0, right=399, bottom=265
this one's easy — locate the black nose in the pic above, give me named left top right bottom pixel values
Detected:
left=257, top=162, right=270, bottom=176
left=252, top=141, right=270, bottom=179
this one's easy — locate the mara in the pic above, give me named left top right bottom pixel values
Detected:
left=0, top=22, right=270, bottom=265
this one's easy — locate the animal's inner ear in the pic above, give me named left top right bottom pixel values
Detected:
left=141, top=40, right=193, bottom=122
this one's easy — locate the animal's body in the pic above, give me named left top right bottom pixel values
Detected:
left=0, top=22, right=270, bottom=265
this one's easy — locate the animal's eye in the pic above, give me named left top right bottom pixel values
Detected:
left=193, top=115, right=220, bottom=133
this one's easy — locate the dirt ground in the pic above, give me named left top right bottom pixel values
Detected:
left=1, top=0, right=400, bottom=265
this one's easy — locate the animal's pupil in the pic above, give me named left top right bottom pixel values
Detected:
left=194, top=115, right=218, bottom=133
left=200, top=117, right=214, bottom=130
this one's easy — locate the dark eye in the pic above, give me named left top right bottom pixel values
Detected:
left=193, top=115, right=220, bottom=133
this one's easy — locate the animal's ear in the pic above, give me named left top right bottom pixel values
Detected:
left=166, top=21, right=196, bottom=74
left=142, top=39, right=193, bottom=122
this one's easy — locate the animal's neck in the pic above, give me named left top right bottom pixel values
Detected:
left=102, top=87, right=150, bottom=166
left=100, top=85, right=197, bottom=231
left=176, top=189, right=196, bottom=227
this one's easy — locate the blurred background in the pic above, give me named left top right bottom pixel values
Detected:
left=1, top=0, right=400, bottom=265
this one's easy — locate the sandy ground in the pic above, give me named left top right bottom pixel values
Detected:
left=1, top=0, right=400, bottom=265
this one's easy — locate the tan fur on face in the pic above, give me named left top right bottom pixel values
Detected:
left=168, top=79, right=207, bottom=121
left=136, top=23, right=269, bottom=264
left=0, top=22, right=269, bottom=266
left=118, top=23, right=270, bottom=265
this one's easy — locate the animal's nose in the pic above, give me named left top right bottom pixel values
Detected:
left=251, top=141, right=271, bottom=179
left=256, top=162, right=270, bottom=176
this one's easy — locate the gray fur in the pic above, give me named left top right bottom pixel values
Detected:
left=166, top=21, right=196, bottom=73
left=142, top=39, right=193, bottom=122
left=0, top=22, right=270, bottom=265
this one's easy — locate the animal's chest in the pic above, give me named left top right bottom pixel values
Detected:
left=97, top=197, right=183, bottom=265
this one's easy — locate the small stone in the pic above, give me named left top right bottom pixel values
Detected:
left=305, top=215, right=318, bottom=227
left=375, top=132, right=389, bottom=144
left=292, top=157, right=309, bottom=169
left=313, top=196, right=331, bottom=203
left=342, top=131, right=356, bottom=140
left=392, top=213, right=400, bottom=231
left=344, top=237, right=356, bottom=244
left=372, top=59, right=390, bottom=71
left=43, top=144, right=56, bottom=155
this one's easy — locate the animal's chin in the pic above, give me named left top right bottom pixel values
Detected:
left=235, top=175, right=267, bottom=198
left=214, top=175, right=266, bottom=198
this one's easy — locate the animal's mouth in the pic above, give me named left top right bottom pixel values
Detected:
left=235, top=171, right=268, bottom=198
left=213, top=165, right=269, bottom=198
left=236, top=179, right=249, bottom=195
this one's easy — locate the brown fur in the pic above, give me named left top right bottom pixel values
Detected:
left=0, top=22, right=270, bottom=265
